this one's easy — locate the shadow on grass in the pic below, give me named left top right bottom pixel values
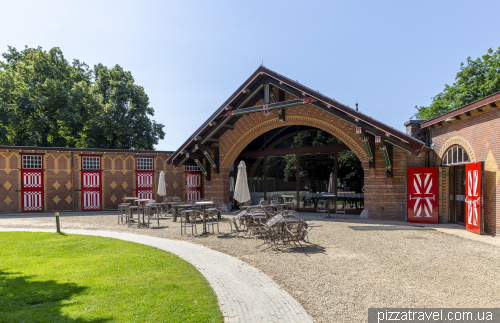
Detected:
left=0, top=270, right=111, bottom=322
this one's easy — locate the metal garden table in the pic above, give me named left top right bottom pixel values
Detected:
left=322, top=194, right=336, bottom=218
left=136, top=199, right=150, bottom=228
left=196, top=201, right=214, bottom=235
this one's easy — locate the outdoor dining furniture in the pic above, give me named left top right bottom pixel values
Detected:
left=317, top=200, right=328, bottom=217
left=232, top=210, right=257, bottom=234
left=303, top=195, right=313, bottom=208
left=322, top=194, right=336, bottom=218
left=180, top=209, right=198, bottom=236
left=195, top=200, right=214, bottom=235
left=282, top=210, right=299, bottom=219
left=117, top=203, right=131, bottom=224
left=136, top=198, right=151, bottom=228
left=271, top=202, right=284, bottom=213
left=172, top=204, right=192, bottom=222
left=206, top=198, right=223, bottom=233
left=239, top=199, right=253, bottom=210
left=153, top=203, right=167, bottom=217
left=207, top=198, right=222, bottom=218
left=146, top=203, right=162, bottom=227
left=281, top=195, right=295, bottom=210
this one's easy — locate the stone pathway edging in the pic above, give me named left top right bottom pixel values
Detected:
left=0, top=228, right=313, bottom=323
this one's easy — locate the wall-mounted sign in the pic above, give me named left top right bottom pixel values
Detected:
left=408, top=167, right=439, bottom=223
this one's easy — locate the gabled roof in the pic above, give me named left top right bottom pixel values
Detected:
left=168, top=66, right=426, bottom=165
left=419, top=91, right=500, bottom=128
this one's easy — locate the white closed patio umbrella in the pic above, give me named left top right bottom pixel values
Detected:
left=234, top=161, right=251, bottom=203
left=328, top=172, right=335, bottom=193
left=157, top=171, right=166, bottom=197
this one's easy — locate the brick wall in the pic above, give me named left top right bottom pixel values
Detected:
left=0, top=152, right=19, bottom=212
left=45, top=153, right=73, bottom=211
left=202, top=100, right=422, bottom=220
left=0, top=149, right=183, bottom=213
left=429, top=107, right=500, bottom=234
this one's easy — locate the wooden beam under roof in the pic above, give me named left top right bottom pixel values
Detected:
left=238, top=144, right=349, bottom=158
left=194, top=144, right=218, bottom=151
left=267, top=79, right=423, bottom=154
left=209, top=122, right=234, bottom=129
left=185, top=152, right=205, bottom=160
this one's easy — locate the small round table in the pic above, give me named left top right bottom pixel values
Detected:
left=123, top=197, right=138, bottom=224
left=195, top=201, right=214, bottom=235
left=136, top=199, right=151, bottom=228
left=322, top=195, right=336, bottom=218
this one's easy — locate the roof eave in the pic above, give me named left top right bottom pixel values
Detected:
left=168, top=66, right=426, bottom=164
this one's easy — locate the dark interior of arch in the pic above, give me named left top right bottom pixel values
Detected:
left=231, top=126, right=364, bottom=209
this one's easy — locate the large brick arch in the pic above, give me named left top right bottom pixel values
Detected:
left=220, top=113, right=368, bottom=169
left=437, top=136, right=476, bottom=164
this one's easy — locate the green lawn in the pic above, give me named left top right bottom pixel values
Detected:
left=0, top=232, right=223, bottom=323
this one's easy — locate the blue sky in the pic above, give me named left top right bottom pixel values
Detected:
left=1, top=0, right=499, bottom=151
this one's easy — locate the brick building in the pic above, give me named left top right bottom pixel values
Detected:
left=2, top=66, right=498, bottom=236
left=406, top=92, right=500, bottom=235
left=0, top=147, right=184, bottom=213
left=168, top=67, right=429, bottom=221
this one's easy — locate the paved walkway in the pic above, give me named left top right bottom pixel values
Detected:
left=0, top=228, right=313, bottom=323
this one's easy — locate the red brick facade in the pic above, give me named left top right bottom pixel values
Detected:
left=0, top=149, right=184, bottom=213
left=203, top=100, right=426, bottom=221
left=427, top=107, right=500, bottom=235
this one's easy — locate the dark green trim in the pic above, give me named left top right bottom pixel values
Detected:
left=203, top=151, right=216, bottom=169
left=362, top=137, right=374, bottom=162
left=194, top=159, right=208, bottom=176
left=380, top=145, right=392, bottom=171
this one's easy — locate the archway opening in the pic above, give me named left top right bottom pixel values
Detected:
left=442, top=145, right=469, bottom=225
left=228, top=125, right=364, bottom=212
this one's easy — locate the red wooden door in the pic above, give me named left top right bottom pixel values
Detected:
left=136, top=157, right=154, bottom=204
left=408, top=167, right=439, bottom=223
left=465, top=162, right=484, bottom=234
left=136, top=172, right=154, bottom=201
left=21, top=155, right=44, bottom=213
left=81, top=156, right=102, bottom=211
left=81, top=171, right=101, bottom=211
left=185, top=169, right=202, bottom=201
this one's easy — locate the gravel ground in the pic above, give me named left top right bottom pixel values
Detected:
left=1, top=211, right=500, bottom=323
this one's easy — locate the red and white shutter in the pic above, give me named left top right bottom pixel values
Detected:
left=465, top=162, right=484, bottom=235
left=185, top=166, right=202, bottom=201
left=21, top=155, right=44, bottom=212
left=136, top=157, right=154, bottom=204
left=81, top=156, right=101, bottom=211
left=408, top=167, right=439, bottom=223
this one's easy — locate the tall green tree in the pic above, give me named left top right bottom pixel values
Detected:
left=414, top=47, right=500, bottom=120
left=0, top=46, right=96, bottom=147
left=86, top=64, right=165, bottom=150
left=0, top=46, right=164, bottom=149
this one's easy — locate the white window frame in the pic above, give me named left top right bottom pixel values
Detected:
left=82, top=156, right=101, bottom=170
left=22, top=155, right=43, bottom=169
left=136, top=157, right=154, bottom=171
left=442, top=146, right=469, bottom=166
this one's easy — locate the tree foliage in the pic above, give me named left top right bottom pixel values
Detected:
left=0, top=46, right=164, bottom=149
left=263, top=129, right=363, bottom=192
left=414, top=47, right=500, bottom=120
